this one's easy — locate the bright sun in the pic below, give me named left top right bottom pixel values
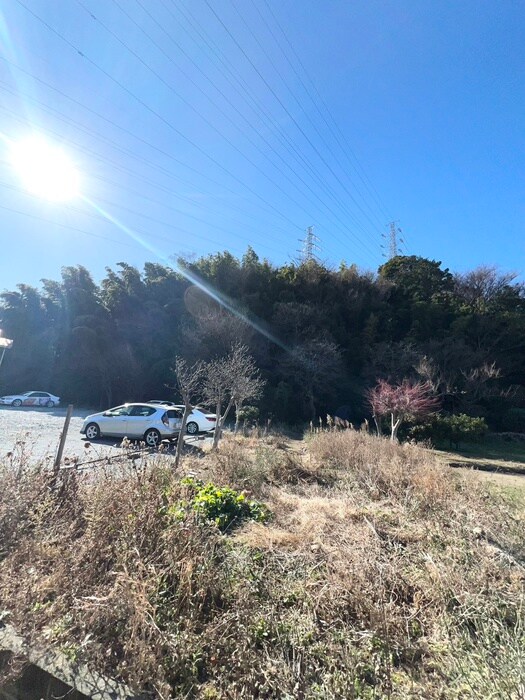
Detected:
left=10, top=136, right=80, bottom=202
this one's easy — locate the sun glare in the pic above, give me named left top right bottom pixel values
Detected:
left=10, top=136, right=80, bottom=202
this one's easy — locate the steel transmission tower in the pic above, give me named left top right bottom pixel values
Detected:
left=298, top=226, right=320, bottom=264
left=381, top=221, right=405, bottom=259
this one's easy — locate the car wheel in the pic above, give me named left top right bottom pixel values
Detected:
left=46, top=400, right=55, bottom=408
left=85, top=423, right=101, bottom=440
left=144, top=428, right=161, bottom=447
left=12, top=399, right=22, bottom=407
left=186, top=421, right=199, bottom=435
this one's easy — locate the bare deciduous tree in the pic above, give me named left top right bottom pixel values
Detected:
left=172, top=356, right=203, bottom=468
left=454, top=266, right=521, bottom=310
left=202, top=344, right=264, bottom=449
left=231, top=351, right=265, bottom=434
left=367, top=379, right=440, bottom=441
left=284, top=339, right=343, bottom=422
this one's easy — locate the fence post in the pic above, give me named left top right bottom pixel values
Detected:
left=54, top=404, right=74, bottom=473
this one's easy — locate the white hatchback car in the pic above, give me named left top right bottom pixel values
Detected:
left=0, top=391, right=60, bottom=407
left=148, top=401, right=216, bottom=435
left=80, top=403, right=182, bottom=447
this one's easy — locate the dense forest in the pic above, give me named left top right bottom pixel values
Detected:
left=1, top=250, right=525, bottom=429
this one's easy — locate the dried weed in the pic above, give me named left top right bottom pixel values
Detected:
left=0, top=431, right=523, bottom=699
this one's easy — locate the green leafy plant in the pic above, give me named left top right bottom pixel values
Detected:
left=237, top=405, right=259, bottom=424
left=178, top=477, right=269, bottom=531
left=409, top=413, right=487, bottom=448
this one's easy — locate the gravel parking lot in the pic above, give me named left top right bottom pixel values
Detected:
left=0, top=405, right=123, bottom=464
left=0, top=405, right=207, bottom=465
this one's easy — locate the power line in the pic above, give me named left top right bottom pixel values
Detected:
left=153, top=0, right=380, bottom=258
left=0, top=54, right=293, bottom=227
left=130, top=0, right=381, bottom=252
left=261, top=0, right=393, bottom=224
left=0, top=148, right=288, bottom=257
left=0, top=78, right=290, bottom=235
left=0, top=182, right=263, bottom=259
left=156, top=0, right=382, bottom=263
left=0, top=102, right=294, bottom=253
left=0, top=53, right=377, bottom=262
left=203, top=0, right=383, bottom=245
left=0, top=201, right=158, bottom=253
left=79, top=0, right=377, bottom=262
left=0, top=55, right=377, bottom=267
left=7, top=0, right=382, bottom=268
left=13, top=0, right=303, bottom=233
left=231, top=0, right=386, bottom=232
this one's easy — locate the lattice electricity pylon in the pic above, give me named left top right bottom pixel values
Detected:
left=297, top=226, right=321, bottom=264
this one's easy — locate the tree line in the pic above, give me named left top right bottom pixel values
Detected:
left=1, top=249, right=525, bottom=430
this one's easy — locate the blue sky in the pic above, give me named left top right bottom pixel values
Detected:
left=0, top=0, right=523, bottom=291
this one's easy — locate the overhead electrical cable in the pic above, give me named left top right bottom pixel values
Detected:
left=261, top=0, right=392, bottom=223
left=0, top=63, right=297, bottom=235
left=13, top=0, right=304, bottom=233
left=159, top=0, right=353, bottom=203
left=170, top=0, right=380, bottom=256
left=0, top=177, right=277, bottom=256
left=127, top=0, right=379, bottom=254
left=77, top=0, right=375, bottom=261
left=0, top=101, right=296, bottom=251
left=203, top=0, right=383, bottom=245
left=234, top=0, right=386, bottom=231
left=0, top=201, right=168, bottom=253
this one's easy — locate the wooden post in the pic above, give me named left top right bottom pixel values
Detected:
left=54, top=404, right=74, bottom=472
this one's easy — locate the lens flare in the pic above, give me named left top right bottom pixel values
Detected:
left=10, top=136, right=80, bottom=201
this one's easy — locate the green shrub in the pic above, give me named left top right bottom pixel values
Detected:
left=176, top=477, right=269, bottom=531
left=409, top=413, right=487, bottom=448
left=237, top=405, right=259, bottom=423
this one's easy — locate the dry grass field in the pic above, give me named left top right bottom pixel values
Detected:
left=0, top=430, right=524, bottom=699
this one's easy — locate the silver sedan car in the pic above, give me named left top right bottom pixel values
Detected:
left=0, top=391, right=60, bottom=407
left=80, top=403, right=182, bottom=447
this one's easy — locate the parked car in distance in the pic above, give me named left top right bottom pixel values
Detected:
left=148, top=401, right=216, bottom=435
left=0, top=391, right=60, bottom=407
left=80, top=403, right=182, bottom=447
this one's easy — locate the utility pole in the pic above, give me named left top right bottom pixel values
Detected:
left=297, top=226, right=320, bottom=264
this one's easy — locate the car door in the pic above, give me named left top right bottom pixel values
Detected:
left=99, top=405, right=131, bottom=436
left=166, top=408, right=183, bottom=433
left=126, top=405, right=158, bottom=437
left=36, top=392, right=50, bottom=406
left=23, top=392, right=41, bottom=406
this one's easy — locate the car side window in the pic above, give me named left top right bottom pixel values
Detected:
left=107, top=405, right=130, bottom=417
left=129, top=405, right=156, bottom=417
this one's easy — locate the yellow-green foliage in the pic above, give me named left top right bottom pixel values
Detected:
left=172, top=477, right=269, bottom=530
